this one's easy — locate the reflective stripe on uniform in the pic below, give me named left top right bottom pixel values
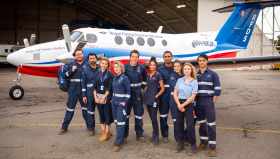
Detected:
left=197, top=120, right=207, bottom=124
left=70, top=79, right=81, bottom=82
left=164, top=84, right=170, bottom=88
left=200, top=136, right=209, bottom=140
left=66, top=107, right=74, bottom=112
left=87, top=84, right=94, bottom=87
left=117, top=122, right=126, bottom=126
left=113, top=93, right=130, bottom=98
left=87, top=111, right=94, bottom=115
left=207, top=122, right=216, bottom=126
left=130, top=83, right=142, bottom=87
left=198, top=82, right=213, bottom=86
left=81, top=107, right=87, bottom=111
left=172, top=118, right=176, bottom=122
left=142, top=81, right=147, bottom=85
left=214, top=86, right=221, bottom=90
left=160, top=114, right=168, bottom=118
left=209, top=141, right=216, bottom=145
left=82, top=89, right=86, bottom=92
left=198, top=90, right=214, bottom=94
left=135, top=115, right=143, bottom=120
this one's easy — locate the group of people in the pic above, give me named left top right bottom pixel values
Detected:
left=58, top=48, right=221, bottom=157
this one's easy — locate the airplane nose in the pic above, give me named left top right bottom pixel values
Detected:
left=7, top=51, right=20, bottom=66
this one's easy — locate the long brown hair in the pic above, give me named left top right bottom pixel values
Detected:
left=183, top=63, right=196, bottom=79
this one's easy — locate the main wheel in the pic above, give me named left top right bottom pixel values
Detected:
left=9, top=85, right=24, bottom=100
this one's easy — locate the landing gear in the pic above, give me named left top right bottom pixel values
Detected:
left=9, top=67, right=24, bottom=100
left=9, top=85, right=24, bottom=100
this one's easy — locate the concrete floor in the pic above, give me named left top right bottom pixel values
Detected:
left=0, top=67, right=280, bottom=159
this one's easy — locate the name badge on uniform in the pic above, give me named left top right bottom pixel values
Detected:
left=100, top=85, right=104, bottom=91
left=153, top=102, right=157, bottom=108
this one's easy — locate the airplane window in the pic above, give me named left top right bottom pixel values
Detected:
left=115, top=36, right=123, bottom=45
left=126, top=36, right=134, bottom=45
left=70, top=31, right=82, bottom=42
left=162, top=39, right=167, bottom=46
left=4, top=49, right=8, bottom=53
left=137, top=37, right=145, bottom=46
left=147, top=38, right=155, bottom=47
left=86, top=34, right=98, bottom=43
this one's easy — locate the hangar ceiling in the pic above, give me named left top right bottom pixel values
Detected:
left=68, top=0, right=198, bottom=33
left=0, top=0, right=197, bottom=44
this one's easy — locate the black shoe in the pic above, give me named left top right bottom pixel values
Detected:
left=176, top=143, right=184, bottom=153
left=152, top=137, right=159, bottom=146
left=58, top=128, right=67, bottom=135
left=188, top=145, right=197, bottom=156
left=162, top=137, right=169, bottom=143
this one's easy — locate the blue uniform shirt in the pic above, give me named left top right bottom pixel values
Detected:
left=112, top=73, right=131, bottom=105
left=143, top=72, right=163, bottom=106
left=81, top=64, right=99, bottom=97
left=158, top=64, right=174, bottom=93
left=169, top=71, right=183, bottom=94
left=197, top=68, right=221, bottom=97
left=175, top=77, right=198, bottom=100
left=64, top=60, right=84, bottom=92
left=124, top=64, right=147, bottom=98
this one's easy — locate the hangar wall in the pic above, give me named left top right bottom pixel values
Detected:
left=0, top=0, right=93, bottom=44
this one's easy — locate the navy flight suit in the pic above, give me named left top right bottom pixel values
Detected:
left=61, top=61, right=89, bottom=130
left=169, top=70, right=183, bottom=142
left=196, top=68, right=221, bottom=150
left=112, top=73, right=131, bottom=146
left=158, top=64, right=174, bottom=138
left=81, top=63, right=99, bottom=131
left=124, top=64, right=146, bottom=138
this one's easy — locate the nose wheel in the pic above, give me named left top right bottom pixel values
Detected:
left=9, top=66, right=24, bottom=100
left=9, top=85, right=24, bottom=100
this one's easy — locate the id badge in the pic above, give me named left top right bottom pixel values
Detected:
left=153, top=102, right=157, bottom=108
left=100, top=85, right=104, bottom=91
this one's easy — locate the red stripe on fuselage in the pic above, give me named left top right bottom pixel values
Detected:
left=18, top=52, right=237, bottom=78
left=19, top=65, right=60, bottom=78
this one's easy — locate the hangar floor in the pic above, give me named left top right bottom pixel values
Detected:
left=0, top=67, right=279, bottom=159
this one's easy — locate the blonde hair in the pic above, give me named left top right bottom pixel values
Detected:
left=114, top=61, right=125, bottom=73
left=99, top=57, right=110, bottom=68
left=183, top=63, right=196, bottom=79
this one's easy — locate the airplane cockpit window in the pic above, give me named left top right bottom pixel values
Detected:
left=162, top=39, right=167, bottom=46
left=137, top=37, right=145, bottom=46
left=77, top=35, right=85, bottom=42
left=147, top=38, right=155, bottom=47
left=70, top=31, right=82, bottom=42
left=86, top=34, right=98, bottom=43
left=115, top=36, right=123, bottom=45
left=126, top=36, right=134, bottom=45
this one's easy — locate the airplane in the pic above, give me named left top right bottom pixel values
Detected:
left=6, top=0, right=280, bottom=100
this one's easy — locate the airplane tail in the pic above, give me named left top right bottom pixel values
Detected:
left=215, top=1, right=280, bottom=50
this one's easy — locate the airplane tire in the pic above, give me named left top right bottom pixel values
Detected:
left=9, top=85, right=24, bottom=100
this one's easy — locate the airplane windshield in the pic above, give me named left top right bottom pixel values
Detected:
left=70, top=31, right=82, bottom=42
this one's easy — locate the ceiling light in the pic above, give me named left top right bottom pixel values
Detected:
left=146, top=10, right=155, bottom=14
left=176, top=4, right=186, bottom=8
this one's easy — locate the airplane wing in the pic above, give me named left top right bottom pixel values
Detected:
left=213, top=0, right=280, bottom=13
